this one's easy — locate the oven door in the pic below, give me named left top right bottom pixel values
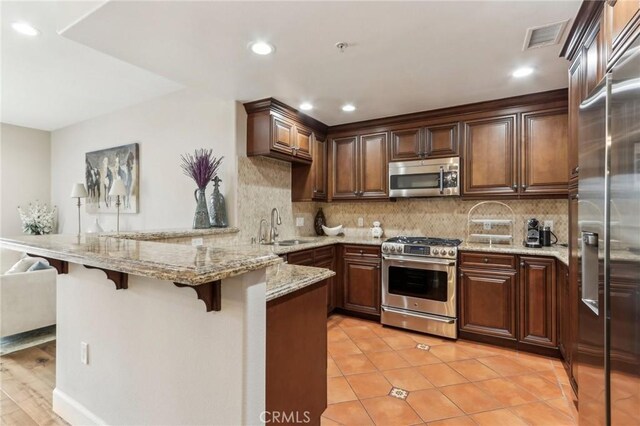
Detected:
left=388, top=159, right=459, bottom=198
left=382, top=255, right=456, bottom=318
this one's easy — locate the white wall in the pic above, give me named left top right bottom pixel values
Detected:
left=0, top=123, right=52, bottom=237
left=51, top=88, right=239, bottom=233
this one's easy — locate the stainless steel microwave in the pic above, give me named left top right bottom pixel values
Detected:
left=388, top=157, right=460, bottom=198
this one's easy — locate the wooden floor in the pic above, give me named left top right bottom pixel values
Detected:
left=0, top=341, right=67, bottom=426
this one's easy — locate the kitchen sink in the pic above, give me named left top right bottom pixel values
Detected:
left=275, top=239, right=313, bottom=246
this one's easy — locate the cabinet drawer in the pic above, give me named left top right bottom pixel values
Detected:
left=342, top=245, right=381, bottom=258
left=314, top=246, right=335, bottom=261
left=460, top=252, right=517, bottom=270
left=287, top=249, right=315, bottom=266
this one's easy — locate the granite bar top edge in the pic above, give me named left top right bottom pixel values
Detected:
left=100, top=227, right=240, bottom=241
left=266, top=263, right=336, bottom=302
left=459, top=242, right=569, bottom=266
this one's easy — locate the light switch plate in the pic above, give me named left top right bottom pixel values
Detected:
left=296, top=217, right=304, bottom=227
left=191, top=238, right=204, bottom=247
left=81, top=342, right=89, bottom=365
left=357, top=217, right=364, bottom=227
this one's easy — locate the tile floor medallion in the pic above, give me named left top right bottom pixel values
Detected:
left=323, top=314, right=578, bottom=426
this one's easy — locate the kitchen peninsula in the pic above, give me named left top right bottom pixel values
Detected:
left=0, top=229, right=334, bottom=425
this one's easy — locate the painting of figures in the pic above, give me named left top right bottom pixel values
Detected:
left=85, top=143, right=139, bottom=213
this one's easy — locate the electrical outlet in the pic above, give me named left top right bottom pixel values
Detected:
left=295, top=217, right=304, bottom=227
left=191, top=238, right=203, bottom=247
left=357, top=217, right=364, bottom=227
left=544, top=220, right=554, bottom=231
left=81, top=342, right=89, bottom=365
left=483, top=222, right=492, bottom=230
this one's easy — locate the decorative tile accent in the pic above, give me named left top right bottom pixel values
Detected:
left=389, top=387, right=410, bottom=400
left=416, top=343, right=431, bottom=351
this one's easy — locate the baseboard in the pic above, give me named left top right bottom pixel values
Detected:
left=53, top=388, right=106, bottom=425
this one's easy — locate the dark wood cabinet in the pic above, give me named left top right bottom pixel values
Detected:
left=557, top=261, right=570, bottom=362
left=568, top=53, right=583, bottom=184
left=389, top=123, right=459, bottom=162
left=520, top=109, right=569, bottom=196
left=389, top=127, right=422, bottom=162
left=294, top=125, right=313, bottom=161
left=567, top=190, right=579, bottom=390
left=463, top=115, right=518, bottom=196
left=285, top=246, right=337, bottom=314
left=605, top=0, right=640, bottom=61
left=340, top=245, right=382, bottom=318
left=459, top=268, right=517, bottom=340
left=329, top=132, right=388, bottom=200
left=425, top=122, right=459, bottom=158
left=583, top=13, right=606, bottom=97
left=519, top=256, right=557, bottom=348
left=272, top=116, right=295, bottom=155
left=292, top=136, right=327, bottom=201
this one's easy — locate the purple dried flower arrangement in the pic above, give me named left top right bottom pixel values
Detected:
left=180, top=149, right=224, bottom=189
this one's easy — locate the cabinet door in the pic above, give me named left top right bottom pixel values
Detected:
left=342, top=257, right=381, bottom=316
left=557, top=262, right=570, bottom=361
left=583, top=17, right=606, bottom=97
left=316, top=257, right=336, bottom=313
left=272, top=116, right=295, bottom=155
left=287, top=249, right=315, bottom=266
left=313, top=137, right=327, bottom=200
left=331, top=136, right=358, bottom=199
left=463, top=115, right=518, bottom=196
left=568, top=190, right=580, bottom=386
left=389, top=128, right=422, bottom=162
left=294, top=126, right=313, bottom=161
left=519, top=257, right=557, bottom=348
left=520, top=109, right=569, bottom=196
left=425, top=122, right=459, bottom=158
left=459, top=268, right=518, bottom=340
left=568, top=54, right=583, bottom=183
left=607, top=0, right=640, bottom=50
left=359, top=132, right=389, bottom=198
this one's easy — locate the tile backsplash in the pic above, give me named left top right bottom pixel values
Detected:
left=237, top=156, right=568, bottom=244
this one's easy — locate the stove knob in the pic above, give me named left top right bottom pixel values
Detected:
left=448, top=250, right=455, bottom=256
left=432, top=249, right=440, bottom=255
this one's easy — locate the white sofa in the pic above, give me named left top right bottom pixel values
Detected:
left=0, top=249, right=57, bottom=338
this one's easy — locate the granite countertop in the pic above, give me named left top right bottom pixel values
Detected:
left=459, top=242, right=569, bottom=266
left=266, top=263, right=336, bottom=302
left=0, top=234, right=281, bottom=285
left=263, top=235, right=383, bottom=255
left=100, top=227, right=239, bottom=241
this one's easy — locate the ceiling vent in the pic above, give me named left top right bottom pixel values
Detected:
left=522, top=20, right=570, bottom=50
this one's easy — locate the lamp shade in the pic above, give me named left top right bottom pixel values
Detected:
left=70, top=183, right=88, bottom=198
left=109, top=179, right=127, bottom=197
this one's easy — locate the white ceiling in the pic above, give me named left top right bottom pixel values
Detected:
left=3, top=1, right=581, bottom=130
left=1, top=1, right=182, bottom=131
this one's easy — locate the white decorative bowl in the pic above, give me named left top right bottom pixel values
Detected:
left=322, top=225, right=343, bottom=236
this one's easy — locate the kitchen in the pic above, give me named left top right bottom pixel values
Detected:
left=0, top=1, right=638, bottom=426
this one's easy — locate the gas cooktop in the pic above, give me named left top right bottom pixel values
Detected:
left=382, top=236, right=462, bottom=258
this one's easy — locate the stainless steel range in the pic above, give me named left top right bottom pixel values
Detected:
left=381, top=236, right=461, bottom=339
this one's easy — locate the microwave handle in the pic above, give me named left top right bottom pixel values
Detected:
left=439, top=166, right=444, bottom=194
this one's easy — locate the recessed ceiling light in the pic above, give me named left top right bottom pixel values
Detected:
left=299, top=102, right=313, bottom=111
left=11, top=21, right=40, bottom=36
left=342, top=104, right=356, bottom=112
left=512, top=67, right=534, bottom=78
left=249, top=41, right=274, bottom=55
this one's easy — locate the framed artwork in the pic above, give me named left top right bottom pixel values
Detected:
left=85, top=143, right=139, bottom=214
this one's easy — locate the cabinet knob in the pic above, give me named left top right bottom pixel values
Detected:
left=359, top=250, right=364, bottom=255
left=521, top=184, right=528, bottom=190
left=512, top=183, right=518, bottom=190
left=483, top=258, right=488, bottom=263
left=353, top=191, right=358, bottom=195
left=520, top=261, right=525, bottom=267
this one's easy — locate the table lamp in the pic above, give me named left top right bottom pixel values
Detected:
left=70, top=183, right=88, bottom=235
left=109, top=179, right=127, bottom=233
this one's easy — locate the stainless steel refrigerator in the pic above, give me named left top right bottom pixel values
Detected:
left=577, top=32, right=640, bottom=425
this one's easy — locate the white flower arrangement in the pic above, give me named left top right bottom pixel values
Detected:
left=17, top=202, right=57, bottom=235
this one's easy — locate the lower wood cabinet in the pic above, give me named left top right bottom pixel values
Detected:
left=557, top=261, right=570, bottom=362
left=315, top=256, right=336, bottom=313
left=340, top=245, right=382, bottom=318
left=519, top=256, right=557, bottom=348
left=285, top=246, right=336, bottom=314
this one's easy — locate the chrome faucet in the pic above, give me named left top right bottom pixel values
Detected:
left=256, top=219, right=268, bottom=244
left=267, top=208, right=282, bottom=244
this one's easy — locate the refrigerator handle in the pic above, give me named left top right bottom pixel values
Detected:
left=581, top=231, right=600, bottom=315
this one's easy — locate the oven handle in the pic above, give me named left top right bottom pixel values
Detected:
left=382, top=255, right=455, bottom=266
left=439, top=166, right=444, bottom=194
left=382, top=306, right=455, bottom=324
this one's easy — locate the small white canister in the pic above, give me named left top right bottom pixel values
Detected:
left=370, top=221, right=384, bottom=239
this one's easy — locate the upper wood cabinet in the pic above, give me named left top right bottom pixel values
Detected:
left=463, top=115, right=518, bottom=197
left=292, top=136, right=328, bottom=201
left=605, top=0, right=640, bottom=58
left=245, top=98, right=328, bottom=164
left=568, top=53, right=584, bottom=183
left=388, top=122, right=459, bottom=162
left=425, top=122, right=459, bottom=158
left=329, top=132, right=388, bottom=200
left=389, top=127, right=422, bottom=161
left=521, top=109, right=569, bottom=196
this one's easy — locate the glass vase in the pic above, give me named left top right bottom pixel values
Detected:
left=193, top=188, right=211, bottom=229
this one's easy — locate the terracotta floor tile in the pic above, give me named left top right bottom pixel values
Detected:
left=546, top=397, right=577, bottom=420
left=474, top=377, right=538, bottom=406
left=476, top=356, right=534, bottom=377
left=471, top=408, right=529, bottom=426
left=345, top=372, right=393, bottom=400
left=382, top=367, right=434, bottom=391
left=382, top=334, right=419, bottom=350
left=538, top=369, right=560, bottom=385
left=448, top=359, right=500, bottom=382
left=370, top=324, right=404, bottom=338
left=509, top=374, right=564, bottom=400
left=511, top=401, right=575, bottom=426
left=396, top=348, right=443, bottom=366
left=406, top=389, right=464, bottom=423
left=342, top=326, right=378, bottom=340
left=352, top=337, right=393, bottom=353
left=327, top=376, right=358, bottom=404
left=366, top=351, right=411, bottom=371
left=322, top=400, right=374, bottom=425
left=440, top=383, right=503, bottom=414
left=514, top=352, right=555, bottom=372
left=339, top=317, right=376, bottom=329
left=333, top=354, right=377, bottom=376
left=416, top=364, right=469, bottom=387
left=329, top=339, right=363, bottom=358
left=328, top=327, right=351, bottom=343
left=405, top=332, right=450, bottom=347
left=320, top=416, right=342, bottom=426
left=362, top=395, right=423, bottom=425
left=427, top=416, right=476, bottom=426
left=429, top=345, right=476, bottom=362
left=328, top=357, right=343, bottom=378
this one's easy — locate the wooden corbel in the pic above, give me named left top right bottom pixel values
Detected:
left=83, top=265, right=128, bottom=290
left=173, top=281, right=221, bottom=312
left=28, top=254, right=68, bottom=274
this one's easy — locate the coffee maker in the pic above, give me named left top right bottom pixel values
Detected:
left=524, top=218, right=542, bottom=248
